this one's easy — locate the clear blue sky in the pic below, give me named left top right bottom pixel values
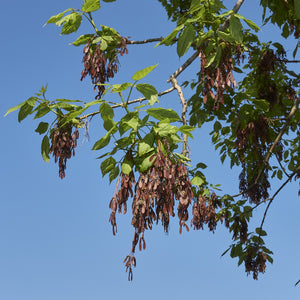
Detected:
left=1, top=0, right=300, bottom=299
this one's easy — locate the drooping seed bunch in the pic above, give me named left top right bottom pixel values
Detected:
left=81, top=37, right=128, bottom=99
left=50, top=124, right=79, bottom=179
left=199, top=45, right=242, bottom=109
left=191, top=193, right=223, bottom=232
left=245, top=245, right=267, bottom=280
left=109, top=139, right=194, bottom=280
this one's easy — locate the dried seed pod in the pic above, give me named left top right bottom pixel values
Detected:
left=49, top=124, right=79, bottom=179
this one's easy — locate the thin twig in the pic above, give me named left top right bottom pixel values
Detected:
left=79, top=86, right=175, bottom=120
left=275, top=153, right=290, bottom=178
left=259, top=165, right=300, bottom=233
left=170, top=77, right=188, bottom=156
left=126, top=38, right=164, bottom=44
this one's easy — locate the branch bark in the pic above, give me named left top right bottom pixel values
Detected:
left=170, top=77, right=188, bottom=156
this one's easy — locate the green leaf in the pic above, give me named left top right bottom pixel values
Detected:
left=58, top=12, right=82, bottom=35
left=18, top=103, right=34, bottom=122
left=277, top=169, right=283, bottom=180
left=103, top=119, right=115, bottom=131
left=177, top=24, right=195, bottom=57
left=213, top=121, right=222, bottom=131
left=121, top=112, right=139, bottom=132
left=82, top=0, right=100, bottom=12
left=173, top=152, right=191, bottom=162
left=179, top=125, right=195, bottom=138
left=255, top=227, right=267, bottom=236
left=191, top=176, right=205, bottom=186
left=253, top=99, right=270, bottom=111
left=72, top=34, right=94, bottom=46
left=4, top=101, right=26, bottom=117
left=196, top=162, right=207, bottom=169
left=109, top=166, right=120, bottom=182
left=41, top=135, right=50, bottom=162
left=147, top=107, right=181, bottom=122
left=154, top=122, right=178, bottom=136
left=138, top=133, right=154, bottom=156
left=229, top=16, right=243, bottom=43
left=44, top=8, right=73, bottom=26
left=111, top=82, right=132, bottom=93
left=100, top=157, right=116, bottom=176
left=135, top=83, right=158, bottom=105
left=234, top=13, right=260, bottom=32
left=132, top=64, right=158, bottom=81
left=34, top=106, right=51, bottom=119
left=92, top=132, right=111, bottom=150
left=99, top=102, right=114, bottom=120
left=217, top=31, right=237, bottom=43
left=295, top=0, right=300, bottom=19
left=156, top=24, right=183, bottom=47
left=138, top=154, right=155, bottom=173
left=121, top=162, right=132, bottom=175
left=35, top=122, right=49, bottom=135
left=282, top=23, right=290, bottom=38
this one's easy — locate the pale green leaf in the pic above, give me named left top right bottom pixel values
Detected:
left=99, top=103, right=114, bottom=120
left=82, top=0, right=100, bottom=12
left=44, top=8, right=73, bottom=26
left=147, top=107, right=181, bottom=122
left=191, top=176, right=205, bottom=186
left=132, top=64, right=158, bottom=81
left=58, top=12, right=82, bottom=35
left=138, top=155, right=155, bottom=173
left=121, top=162, right=132, bottom=175
left=71, top=34, right=94, bottom=46
left=136, top=83, right=158, bottom=104
left=138, top=133, right=154, bottom=156
left=111, top=82, right=132, bottom=93
left=4, top=101, right=26, bottom=117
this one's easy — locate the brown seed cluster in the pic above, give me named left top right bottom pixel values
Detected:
left=50, top=125, right=79, bottom=179
left=199, top=45, right=241, bottom=109
left=191, top=193, right=222, bottom=232
left=231, top=216, right=248, bottom=243
left=109, top=140, right=194, bottom=280
left=235, top=115, right=272, bottom=204
left=245, top=246, right=267, bottom=280
left=109, top=172, right=135, bottom=235
left=81, top=37, right=128, bottom=99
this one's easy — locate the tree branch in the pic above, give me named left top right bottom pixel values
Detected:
left=79, top=86, right=175, bottom=120
left=126, top=38, right=164, bottom=45
left=170, top=77, right=188, bottom=156
left=259, top=165, right=300, bottom=233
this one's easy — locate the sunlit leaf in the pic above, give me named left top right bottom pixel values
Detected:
left=82, top=0, right=100, bottom=12
left=132, top=64, right=158, bottom=81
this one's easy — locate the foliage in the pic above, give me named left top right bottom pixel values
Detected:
left=5, top=0, right=300, bottom=281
